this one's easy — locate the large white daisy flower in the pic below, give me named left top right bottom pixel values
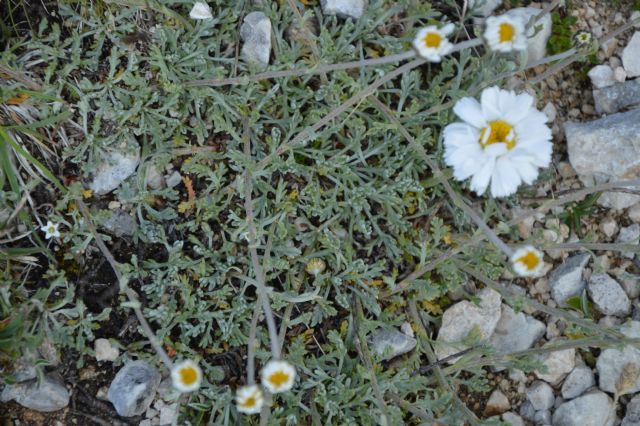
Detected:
left=510, top=245, right=545, bottom=277
left=236, top=385, right=264, bottom=415
left=412, top=24, right=455, bottom=62
left=171, top=359, right=203, bottom=392
left=443, top=86, right=552, bottom=198
left=260, top=359, right=296, bottom=394
left=484, top=14, right=527, bottom=52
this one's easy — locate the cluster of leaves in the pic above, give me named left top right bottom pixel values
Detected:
left=547, top=11, right=578, bottom=55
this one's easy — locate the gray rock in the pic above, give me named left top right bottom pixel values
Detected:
left=108, top=360, right=161, bottom=417
left=145, top=164, right=164, bottom=190
left=370, top=328, right=417, bottom=360
left=165, top=171, right=182, bottom=188
left=95, top=338, right=119, bottom=362
left=89, top=144, right=140, bottom=195
left=1, top=374, right=69, bottom=412
left=435, top=288, right=502, bottom=361
left=519, top=400, right=536, bottom=421
left=588, top=274, right=631, bottom=316
left=320, top=0, right=365, bottom=19
left=102, top=210, right=137, bottom=237
left=502, top=412, right=525, bottom=426
left=617, top=224, right=640, bottom=259
left=505, top=7, right=553, bottom=63
left=593, top=79, right=640, bottom=114
left=490, top=305, right=545, bottom=355
left=469, top=0, right=501, bottom=17
left=549, top=254, right=590, bottom=305
left=622, top=32, right=640, bottom=77
left=552, top=391, right=615, bottom=426
left=240, top=12, right=271, bottom=70
left=561, top=364, right=595, bottom=399
left=533, top=409, right=551, bottom=425
left=597, top=321, right=640, bottom=395
left=534, top=345, right=575, bottom=385
left=526, top=380, right=555, bottom=411
left=484, top=389, right=510, bottom=416
left=565, top=108, right=640, bottom=209
left=588, top=65, right=616, bottom=89
left=622, top=394, right=640, bottom=426
left=620, top=273, right=640, bottom=299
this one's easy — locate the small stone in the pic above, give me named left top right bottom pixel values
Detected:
left=519, top=400, right=536, bottom=421
left=593, top=79, right=640, bottom=114
left=599, top=217, right=618, bottom=238
left=561, top=364, right=595, bottom=399
left=320, top=0, right=365, bottom=19
left=622, top=394, right=640, bottom=426
left=505, top=7, right=552, bottom=63
left=534, top=345, right=575, bottom=385
left=622, top=32, right=640, bottom=77
left=552, top=391, right=615, bottom=426
left=108, top=360, right=161, bottom=417
left=490, top=305, right=545, bottom=355
left=588, top=65, right=615, bottom=89
left=1, top=374, right=70, bottom=412
left=484, top=389, right=510, bottom=416
left=158, top=402, right=178, bottom=425
left=542, top=102, right=557, bottom=122
left=240, top=12, right=272, bottom=70
left=597, top=321, right=640, bottom=395
left=617, top=224, right=640, bottom=259
left=108, top=201, right=121, bottom=210
left=549, top=254, right=590, bottom=305
left=145, top=164, right=164, bottom=190
left=614, top=66, right=627, bottom=82
left=435, top=288, right=502, bottom=361
left=102, top=210, right=137, bottom=237
left=629, top=204, right=640, bottom=223
left=526, top=380, right=555, bottom=411
left=632, top=11, right=640, bottom=28
left=533, top=410, right=551, bottom=425
left=165, top=171, right=182, bottom=188
left=94, top=338, right=119, bottom=362
left=619, top=273, right=640, bottom=299
left=468, top=0, right=501, bottom=17
left=502, top=412, right=525, bottom=426
left=588, top=274, right=631, bottom=316
left=400, top=322, right=414, bottom=338
left=89, top=144, right=140, bottom=195
left=370, top=328, right=417, bottom=361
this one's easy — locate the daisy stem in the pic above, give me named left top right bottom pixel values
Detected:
left=242, top=119, right=282, bottom=360
left=246, top=292, right=263, bottom=385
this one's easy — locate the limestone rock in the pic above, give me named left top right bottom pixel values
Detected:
left=622, top=32, right=640, bottom=77
left=588, top=65, right=615, bottom=89
left=370, top=328, right=417, bottom=360
left=534, top=345, right=575, bottom=385
left=240, top=12, right=272, bottom=70
left=320, top=0, right=365, bottom=19
left=597, top=321, right=640, bottom=395
left=505, top=7, right=553, bottom=63
left=489, top=305, right=545, bottom=355
left=526, top=380, right=554, bottom=411
left=561, top=364, right=595, bottom=399
left=108, top=360, right=161, bottom=417
left=593, top=79, right=640, bottom=114
left=89, top=144, right=140, bottom=195
left=1, top=374, right=70, bottom=412
left=552, top=391, right=615, bottom=426
left=588, top=273, right=631, bottom=316
left=549, top=254, right=590, bottom=305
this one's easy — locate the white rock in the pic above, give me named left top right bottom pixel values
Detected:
left=534, top=346, right=575, bottom=385
left=614, top=66, right=627, bottom=82
left=622, top=394, right=640, bottom=426
left=435, top=288, right=502, bottom=361
left=588, top=65, right=616, bottom=89
left=629, top=204, right=640, bottom=223
left=484, top=389, right=510, bottom=416
left=108, top=361, right=161, bottom=417
left=502, top=412, right=525, bottom=426
left=565, top=109, right=640, bottom=209
left=619, top=273, right=640, bottom=299
left=526, top=380, right=555, bottom=411
left=549, top=254, right=589, bottom=305
left=0, top=374, right=69, bottom=412
left=542, top=102, right=557, bottom=122
left=489, top=305, right=545, bottom=355
left=102, top=211, right=137, bottom=238
left=519, top=400, right=536, bottom=421
left=617, top=224, right=640, bottom=259
left=505, top=7, right=553, bottom=63
left=89, top=144, right=140, bottom=195
left=622, top=32, right=640, bottom=77
left=240, top=12, right=272, bottom=70
left=468, top=0, right=501, bottom=17
left=632, top=11, right=640, bottom=29
left=552, top=391, right=615, bottom=426
left=189, top=2, right=212, bottom=20
left=588, top=274, right=631, bottom=316
left=166, top=171, right=182, bottom=188
left=599, top=217, right=618, bottom=238
left=94, top=338, right=119, bottom=362
left=159, top=402, right=178, bottom=425
left=145, top=164, right=164, bottom=190
left=593, top=79, right=640, bottom=114
left=597, top=321, right=640, bottom=395
left=370, top=328, right=417, bottom=360
left=533, top=410, right=551, bottom=425
left=320, top=0, right=365, bottom=19
left=561, top=364, right=595, bottom=399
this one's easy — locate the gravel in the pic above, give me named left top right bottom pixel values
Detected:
left=552, top=390, right=615, bottom=426
left=526, top=380, right=555, bottom=411
left=561, top=364, right=595, bottom=399
left=597, top=321, right=640, bottom=395
left=549, top=254, right=590, bottom=305
left=588, top=273, right=631, bottom=316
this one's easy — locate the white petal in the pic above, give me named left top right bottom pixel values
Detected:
left=441, top=23, right=455, bottom=35
left=189, top=2, right=213, bottom=20
left=491, top=157, right=521, bottom=197
left=453, top=97, right=486, bottom=128
left=470, top=157, right=496, bottom=195
left=480, top=86, right=503, bottom=122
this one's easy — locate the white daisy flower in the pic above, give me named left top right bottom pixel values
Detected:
left=236, top=384, right=264, bottom=415
left=260, top=359, right=296, bottom=394
left=40, top=221, right=60, bottom=239
left=171, top=359, right=203, bottom=392
left=443, top=86, right=552, bottom=198
left=484, top=14, right=527, bottom=52
left=189, top=2, right=213, bottom=20
left=510, top=245, right=545, bottom=277
left=412, top=24, right=455, bottom=62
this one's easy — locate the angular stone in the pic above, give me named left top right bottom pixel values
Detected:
left=526, top=380, right=554, bottom=411
left=89, top=144, right=140, bottom=195
left=320, top=0, right=364, bottom=19
left=561, top=364, right=595, bottom=399
left=502, top=412, right=525, bottom=426
left=565, top=109, right=640, bottom=209
left=505, top=7, right=553, bottom=63
left=102, top=210, right=137, bottom=238
left=588, top=65, right=615, bottom=89
left=617, top=224, right=640, bottom=259
left=95, top=338, right=119, bottom=362
left=468, top=0, right=501, bottom=17
left=108, top=360, right=161, bottom=417
left=534, top=410, right=551, bottom=425
left=240, top=12, right=271, bottom=70
left=1, top=374, right=69, bottom=412
left=552, top=391, right=615, bottom=426
left=622, top=32, right=640, bottom=77
left=484, top=389, right=510, bottom=416
left=622, top=394, right=640, bottom=426
left=370, top=328, right=417, bottom=361
left=597, top=321, right=640, bottom=395
left=435, top=288, right=502, bottom=361
left=489, top=305, right=545, bottom=354
left=588, top=274, right=631, bottom=316
left=549, top=254, right=590, bottom=305
left=534, top=346, right=575, bottom=385
left=593, top=79, right=640, bottom=114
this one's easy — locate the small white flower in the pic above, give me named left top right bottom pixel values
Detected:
left=189, top=2, right=213, bottom=20
left=510, top=245, right=545, bottom=277
left=484, top=14, right=527, bottom=52
left=260, top=359, right=296, bottom=394
left=171, top=359, right=202, bottom=392
left=443, top=86, right=552, bottom=198
left=40, top=221, right=60, bottom=239
left=235, top=384, right=264, bottom=415
left=412, top=24, right=455, bottom=62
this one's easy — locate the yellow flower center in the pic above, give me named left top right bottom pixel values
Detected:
left=239, top=396, right=256, bottom=408
left=516, top=251, right=540, bottom=270
left=48, top=226, right=56, bottom=234
left=479, top=120, right=516, bottom=150
left=179, top=366, right=198, bottom=385
left=424, top=32, right=442, bottom=48
left=268, top=371, right=290, bottom=388
left=499, top=23, right=515, bottom=43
